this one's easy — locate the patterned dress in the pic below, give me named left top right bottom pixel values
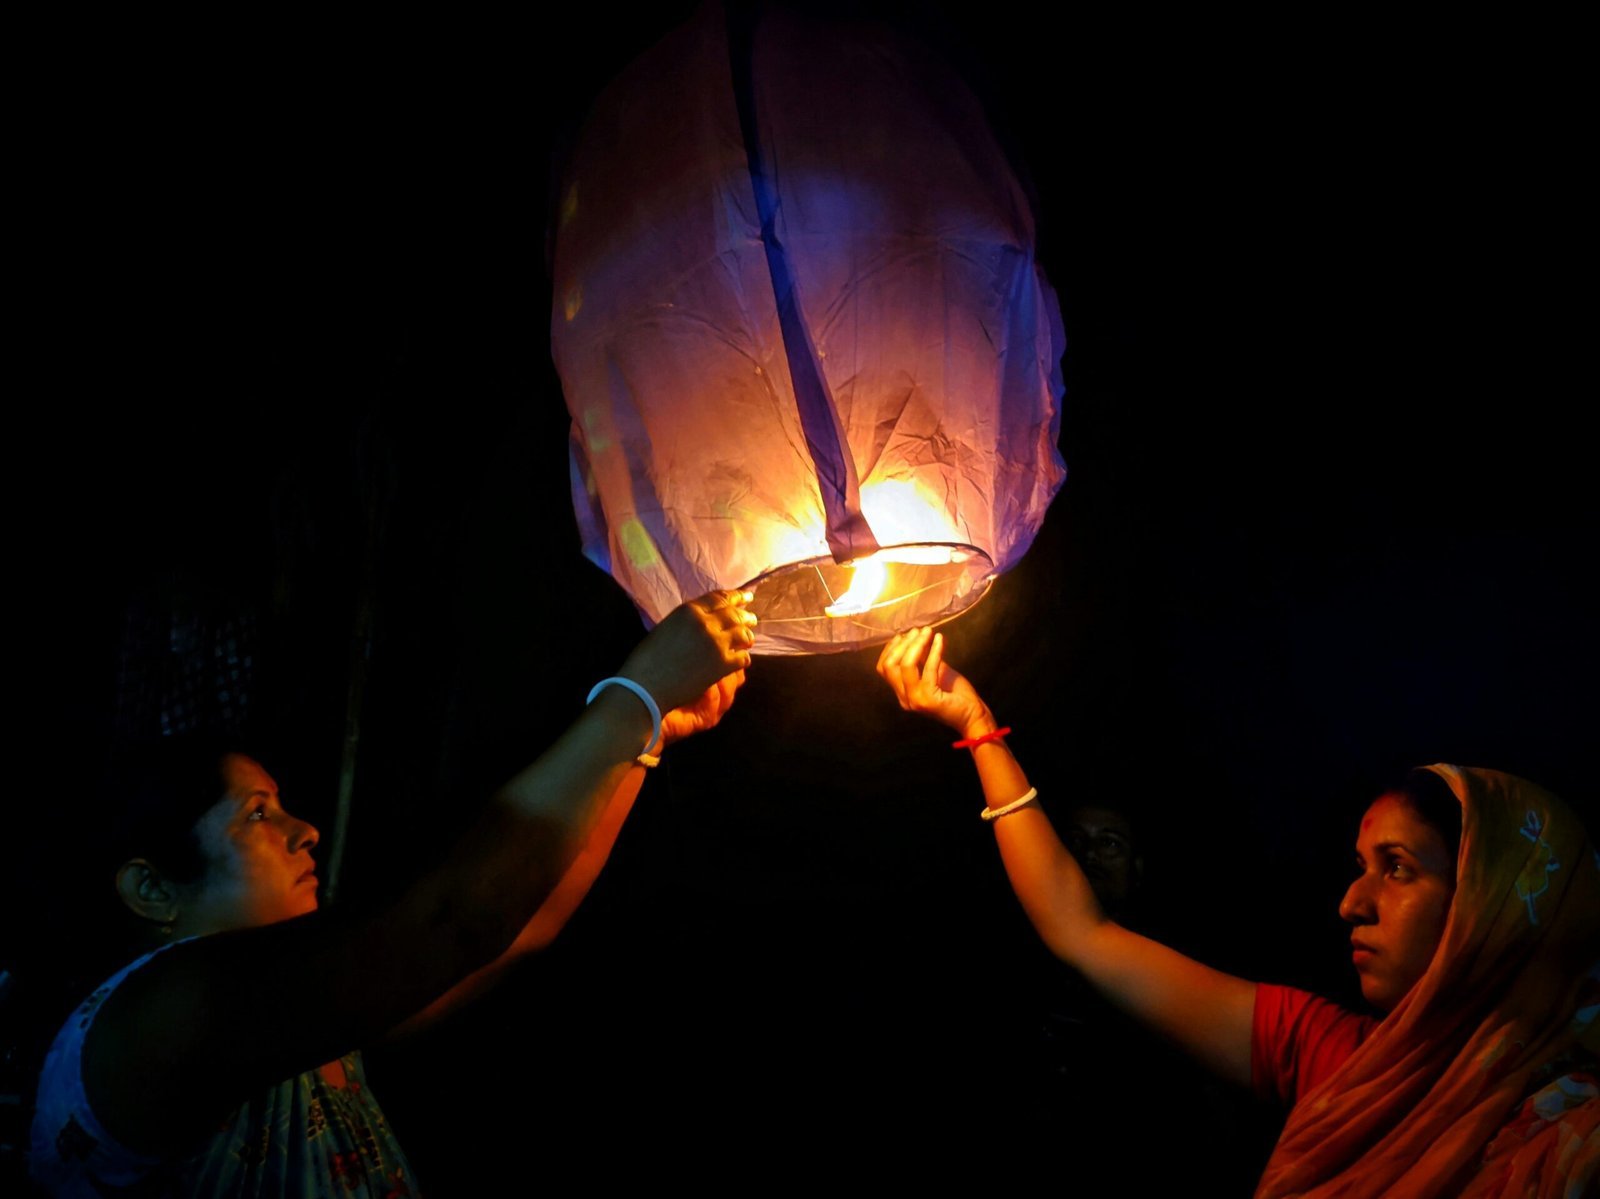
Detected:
left=30, top=943, right=420, bottom=1197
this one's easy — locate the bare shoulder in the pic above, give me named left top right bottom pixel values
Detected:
left=79, top=922, right=352, bottom=1154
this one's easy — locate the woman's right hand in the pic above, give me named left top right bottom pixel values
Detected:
left=617, top=589, right=757, bottom=714
left=876, top=627, right=993, bottom=739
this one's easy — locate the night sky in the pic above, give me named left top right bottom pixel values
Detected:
left=18, top=3, right=1593, bottom=1188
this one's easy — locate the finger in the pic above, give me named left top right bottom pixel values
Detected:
left=924, top=631, right=945, bottom=689
left=893, top=642, right=928, bottom=702
left=902, top=626, right=933, bottom=675
left=881, top=628, right=918, bottom=672
left=884, top=669, right=909, bottom=708
left=710, top=611, right=742, bottom=650
left=880, top=634, right=914, bottom=684
left=883, top=637, right=908, bottom=681
left=904, top=627, right=938, bottom=697
left=885, top=631, right=916, bottom=686
left=697, top=589, right=739, bottom=619
left=715, top=602, right=758, bottom=636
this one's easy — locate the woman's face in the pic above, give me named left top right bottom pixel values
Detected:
left=178, top=754, right=322, bottom=936
left=1338, top=792, right=1457, bottom=1011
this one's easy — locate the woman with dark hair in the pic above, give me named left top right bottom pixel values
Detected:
left=877, top=626, right=1598, bottom=1196
left=29, top=590, right=757, bottom=1197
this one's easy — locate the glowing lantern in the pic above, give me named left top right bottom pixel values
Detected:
left=551, top=2, right=1066, bottom=653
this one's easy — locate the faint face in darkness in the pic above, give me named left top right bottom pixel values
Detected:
left=1063, top=805, right=1142, bottom=918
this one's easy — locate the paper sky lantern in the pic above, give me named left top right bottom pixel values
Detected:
left=551, top=2, right=1066, bottom=653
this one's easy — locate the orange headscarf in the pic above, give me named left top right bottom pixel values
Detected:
left=1256, top=765, right=1599, bottom=1198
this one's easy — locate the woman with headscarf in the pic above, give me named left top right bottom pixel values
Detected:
left=877, top=627, right=1598, bottom=1196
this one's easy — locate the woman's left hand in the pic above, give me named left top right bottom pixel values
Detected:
left=656, top=670, right=746, bottom=752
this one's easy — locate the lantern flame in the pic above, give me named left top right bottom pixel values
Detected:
left=820, top=544, right=959, bottom=618
left=824, top=556, right=889, bottom=617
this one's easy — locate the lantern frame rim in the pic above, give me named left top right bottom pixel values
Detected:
left=738, top=541, right=995, bottom=655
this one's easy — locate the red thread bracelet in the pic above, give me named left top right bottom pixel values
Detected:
left=953, top=726, right=1011, bottom=750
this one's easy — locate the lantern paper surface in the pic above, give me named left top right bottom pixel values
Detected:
left=551, top=2, right=1066, bottom=653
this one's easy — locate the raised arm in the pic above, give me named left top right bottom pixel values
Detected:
left=386, top=670, right=746, bottom=1038
left=876, top=628, right=1256, bottom=1088
left=90, top=591, right=757, bottom=1152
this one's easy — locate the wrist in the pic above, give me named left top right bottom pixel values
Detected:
left=959, top=707, right=998, bottom=742
left=587, top=679, right=660, bottom=757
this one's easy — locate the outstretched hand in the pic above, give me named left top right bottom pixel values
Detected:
left=618, top=589, right=758, bottom=716
left=876, top=627, right=992, bottom=739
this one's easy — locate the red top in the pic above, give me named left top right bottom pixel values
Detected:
left=1252, top=983, right=1378, bottom=1108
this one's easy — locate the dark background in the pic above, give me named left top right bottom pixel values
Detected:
left=13, top=2, right=1593, bottom=1190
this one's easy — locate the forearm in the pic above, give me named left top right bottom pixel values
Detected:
left=957, top=709, right=1111, bottom=963
left=961, top=708, right=1035, bottom=812
left=410, top=687, right=653, bottom=971
left=509, top=760, right=646, bottom=953
left=385, top=761, right=649, bottom=1039
left=312, top=688, right=655, bottom=1042
left=877, top=628, right=1257, bottom=1090
left=965, top=714, right=1255, bottom=1086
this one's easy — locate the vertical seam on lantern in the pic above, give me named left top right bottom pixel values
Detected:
left=724, top=2, right=879, bottom=566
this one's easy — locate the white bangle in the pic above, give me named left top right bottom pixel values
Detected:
left=980, top=787, right=1039, bottom=822
left=586, top=676, right=663, bottom=757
